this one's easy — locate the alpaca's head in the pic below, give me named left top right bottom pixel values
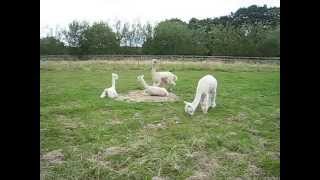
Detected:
left=184, top=101, right=195, bottom=115
left=152, top=59, right=158, bottom=65
left=112, top=73, right=119, bottom=80
left=137, top=75, right=144, bottom=81
left=100, top=88, right=108, bottom=98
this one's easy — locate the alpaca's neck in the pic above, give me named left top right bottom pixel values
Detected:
left=111, top=78, right=116, bottom=88
left=139, top=78, right=149, bottom=89
left=191, top=90, right=202, bottom=108
left=151, top=63, right=156, bottom=74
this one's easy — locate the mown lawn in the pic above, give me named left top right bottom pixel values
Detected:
left=40, top=60, right=280, bottom=180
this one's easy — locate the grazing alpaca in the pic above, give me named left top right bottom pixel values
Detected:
left=100, top=73, right=119, bottom=98
left=184, top=75, right=217, bottom=115
left=137, top=75, right=169, bottom=97
left=151, top=59, right=177, bottom=87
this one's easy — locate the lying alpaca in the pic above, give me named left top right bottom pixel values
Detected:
left=137, top=75, right=169, bottom=97
left=184, top=75, right=217, bottom=115
left=100, top=73, right=119, bottom=98
left=151, top=59, right=178, bottom=87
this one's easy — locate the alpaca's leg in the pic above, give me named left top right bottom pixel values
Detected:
left=153, top=81, right=160, bottom=87
left=200, top=94, right=209, bottom=113
left=208, top=92, right=212, bottom=108
left=157, top=79, right=164, bottom=87
left=211, top=88, right=217, bottom=108
left=152, top=81, right=158, bottom=86
left=202, top=96, right=209, bottom=114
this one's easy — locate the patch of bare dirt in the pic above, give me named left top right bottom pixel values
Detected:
left=102, top=147, right=128, bottom=156
left=63, top=121, right=85, bottom=129
left=152, top=176, right=169, bottom=180
left=144, top=123, right=166, bottom=130
left=225, top=152, right=246, bottom=161
left=55, top=115, right=85, bottom=129
left=88, top=146, right=128, bottom=167
left=187, top=172, right=210, bottom=180
left=266, top=151, right=280, bottom=160
left=109, top=120, right=123, bottom=125
left=115, top=90, right=179, bottom=102
left=106, top=114, right=123, bottom=125
left=225, top=112, right=247, bottom=123
left=186, top=152, right=219, bottom=180
left=247, top=164, right=264, bottom=177
left=228, top=132, right=238, bottom=136
left=41, top=149, right=64, bottom=164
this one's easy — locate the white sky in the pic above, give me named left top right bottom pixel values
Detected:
left=40, top=0, right=280, bottom=37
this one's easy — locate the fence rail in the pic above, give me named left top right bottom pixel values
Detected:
left=40, top=55, right=280, bottom=64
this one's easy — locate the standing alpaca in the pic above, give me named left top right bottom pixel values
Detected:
left=137, top=75, right=169, bottom=97
left=100, top=73, right=119, bottom=98
left=184, top=75, right=217, bottom=115
left=151, top=59, right=177, bottom=87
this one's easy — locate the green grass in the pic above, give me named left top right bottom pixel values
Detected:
left=40, top=60, right=280, bottom=179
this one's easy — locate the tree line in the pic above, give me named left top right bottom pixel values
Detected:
left=40, top=5, right=280, bottom=57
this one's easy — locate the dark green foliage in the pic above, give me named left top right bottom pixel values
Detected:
left=40, top=5, right=280, bottom=57
left=256, top=26, right=280, bottom=56
left=119, top=46, right=143, bottom=55
left=62, top=21, right=89, bottom=56
left=143, top=5, right=280, bottom=56
left=81, top=22, right=120, bottom=54
left=233, top=5, right=280, bottom=27
left=40, top=37, right=66, bottom=55
left=145, top=19, right=195, bottom=55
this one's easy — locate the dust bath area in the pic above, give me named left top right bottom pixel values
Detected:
left=114, top=90, right=179, bottom=102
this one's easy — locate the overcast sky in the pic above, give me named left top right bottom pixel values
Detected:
left=40, top=0, right=280, bottom=37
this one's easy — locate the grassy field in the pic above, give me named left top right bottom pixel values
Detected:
left=40, top=60, right=280, bottom=180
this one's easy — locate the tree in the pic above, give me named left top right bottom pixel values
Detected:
left=205, top=24, right=246, bottom=56
left=144, top=19, right=196, bottom=55
left=190, top=27, right=209, bottom=55
left=142, top=23, right=154, bottom=54
left=114, top=20, right=123, bottom=42
left=128, top=23, right=137, bottom=47
left=233, top=5, right=280, bottom=27
left=81, top=22, right=120, bottom=54
left=40, top=37, right=66, bottom=55
left=45, top=5, right=279, bottom=56
left=63, top=21, right=89, bottom=55
left=121, top=23, right=130, bottom=46
left=134, top=22, right=145, bottom=47
left=188, top=18, right=200, bottom=30
left=256, top=25, right=280, bottom=56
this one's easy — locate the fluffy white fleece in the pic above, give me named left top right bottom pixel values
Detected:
left=137, top=75, right=169, bottom=97
left=184, top=75, right=217, bottom=115
left=100, top=73, right=119, bottom=98
left=151, top=59, right=177, bottom=87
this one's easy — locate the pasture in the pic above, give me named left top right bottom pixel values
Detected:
left=40, top=60, right=280, bottom=179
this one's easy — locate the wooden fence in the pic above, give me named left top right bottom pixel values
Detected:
left=40, top=55, right=280, bottom=64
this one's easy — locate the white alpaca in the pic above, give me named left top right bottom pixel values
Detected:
left=100, top=73, right=119, bottom=98
left=137, top=75, right=169, bottom=97
left=184, top=75, right=217, bottom=115
left=151, top=59, right=178, bottom=87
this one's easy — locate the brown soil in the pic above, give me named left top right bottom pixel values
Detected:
left=186, top=152, right=219, bottom=180
left=41, top=149, right=64, bottom=164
